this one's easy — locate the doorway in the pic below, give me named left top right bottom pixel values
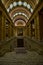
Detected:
left=17, top=39, right=24, bottom=47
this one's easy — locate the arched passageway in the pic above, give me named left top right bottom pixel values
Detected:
left=0, top=0, right=43, bottom=65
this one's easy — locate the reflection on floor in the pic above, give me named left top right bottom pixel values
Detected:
left=0, top=47, right=43, bottom=65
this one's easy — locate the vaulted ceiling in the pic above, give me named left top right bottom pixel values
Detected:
left=1, top=0, right=39, bottom=26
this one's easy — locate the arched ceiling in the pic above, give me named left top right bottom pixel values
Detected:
left=15, top=19, right=26, bottom=26
left=1, top=0, right=39, bottom=26
left=1, top=0, right=39, bottom=8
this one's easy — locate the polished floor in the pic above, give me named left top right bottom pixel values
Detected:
left=0, top=48, right=43, bottom=65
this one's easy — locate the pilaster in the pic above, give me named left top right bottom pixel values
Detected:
left=2, top=13, right=6, bottom=41
left=34, top=13, right=40, bottom=41
left=29, top=23, right=31, bottom=37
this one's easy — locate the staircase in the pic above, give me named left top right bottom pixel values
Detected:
left=0, top=36, right=43, bottom=65
left=0, top=36, right=43, bottom=56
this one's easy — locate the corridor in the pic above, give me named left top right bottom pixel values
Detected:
left=0, top=0, right=43, bottom=65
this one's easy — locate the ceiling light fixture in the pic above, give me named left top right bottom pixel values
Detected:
left=18, top=1, right=22, bottom=6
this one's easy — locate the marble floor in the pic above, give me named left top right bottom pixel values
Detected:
left=0, top=48, right=43, bottom=65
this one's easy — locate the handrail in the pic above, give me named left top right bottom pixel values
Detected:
left=0, top=36, right=16, bottom=45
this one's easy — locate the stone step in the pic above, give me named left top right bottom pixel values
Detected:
left=14, top=47, right=27, bottom=53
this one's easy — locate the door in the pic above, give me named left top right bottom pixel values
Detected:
left=17, top=39, right=24, bottom=47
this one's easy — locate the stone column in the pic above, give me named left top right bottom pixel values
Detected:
left=34, top=13, right=40, bottom=41
left=14, top=27, right=17, bottom=36
left=11, top=26, right=13, bottom=37
left=10, top=24, right=12, bottom=37
left=11, top=25, right=14, bottom=37
left=34, top=17, right=38, bottom=40
left=2, top=13, right=6, bottom=41
left=23, top=27, right=26, bottom=36
left=29, top=23, right=31, bottom=38
left=10, top=24, right=14, bottom=37
left=0, top=11, right=2, bottom=41
left=23, top=27, right=27, bottom=36
left=27, top=26, right=29, bottom=36
left=8, top=22, right=11, bottom=38
left=12, top=26, right=14, bottom=37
